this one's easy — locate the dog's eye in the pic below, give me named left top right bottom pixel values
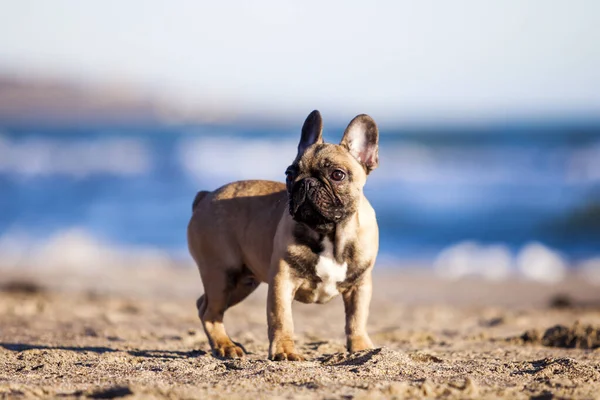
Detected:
left=331, top=170, right=346, bottom=182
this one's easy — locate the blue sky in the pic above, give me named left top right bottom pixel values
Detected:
left=1, top=0, right=599, bottom=123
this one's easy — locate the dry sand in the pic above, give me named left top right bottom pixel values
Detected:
left=1, top=266, right=599, bottom=399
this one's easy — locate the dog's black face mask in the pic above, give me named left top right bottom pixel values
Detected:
left=287, top=174, right=350, bottom=232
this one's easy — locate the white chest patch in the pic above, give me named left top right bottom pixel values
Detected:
left=314, top=238, right=347, bottom=303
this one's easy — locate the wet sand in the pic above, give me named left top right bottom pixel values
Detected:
left=1, top=266, right=599, bottom=399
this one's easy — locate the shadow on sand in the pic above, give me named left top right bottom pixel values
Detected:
left=0, top=342, right=206, bottom=358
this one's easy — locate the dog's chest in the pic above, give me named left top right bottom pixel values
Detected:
left=312, top=238, right=347, bottom=303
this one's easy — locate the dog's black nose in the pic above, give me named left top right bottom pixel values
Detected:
left=304, top=178, right=317, bottom=191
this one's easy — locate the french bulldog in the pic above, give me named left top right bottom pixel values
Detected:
left=187, top=110, right=379, bottom=361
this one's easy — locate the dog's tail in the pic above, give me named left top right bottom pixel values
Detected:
left=192, top=191, right=210, bottom=212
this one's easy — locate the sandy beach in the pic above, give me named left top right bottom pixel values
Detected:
left=1, top=265, right=599, bottom=399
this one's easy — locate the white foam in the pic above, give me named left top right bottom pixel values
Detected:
left=375, top=145, right=560, bottom=186
left=0, top=135, right=151, bottom=178
left=0, top=227, right=174, bottom=272
left=516, top=242, right=567, bottom=284
left=434, top=241, right=513, bottom=281
left=435, top=240, right=574, bottom=283
left=178, top=136, right=297, bottom=183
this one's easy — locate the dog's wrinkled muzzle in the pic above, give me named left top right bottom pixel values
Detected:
left=290, top=178, right=318, bottom=216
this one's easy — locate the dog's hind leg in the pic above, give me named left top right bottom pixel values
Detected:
left=197, top=265, right=259, bottom=359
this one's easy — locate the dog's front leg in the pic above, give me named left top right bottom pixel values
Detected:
left=343, top=270, right=375, bottom=353
left=267, top=261, right=304, bottom=361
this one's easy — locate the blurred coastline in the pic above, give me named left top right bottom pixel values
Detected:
left=0, top=74, right=237, bottom=126
left=0, top=74, right=598, bottom=285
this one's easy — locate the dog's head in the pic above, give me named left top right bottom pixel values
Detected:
left=285, top=110, right=379, bottom=232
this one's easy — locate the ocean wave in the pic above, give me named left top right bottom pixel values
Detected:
left=177, top=136, right=297, bottom=182
left=0, top=227, right=180, bottom=271
left=176, top=136, right=600, bottom=189
left=434, top=240, right=575, bottom=283
left=434, top=241, right=514, bottom=281
left=376, top=145, right=585, bottom=186
left=0, top=135, right=151, bottom=178
left=516, top=242, right=568, bottom=284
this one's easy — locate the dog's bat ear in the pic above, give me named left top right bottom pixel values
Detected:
left=298, top=110, right=323, bottom=155
left=340, top=114, right=379, bottom=174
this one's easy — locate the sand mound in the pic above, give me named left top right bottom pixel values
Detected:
left=516, top=322, right=600, bottom=349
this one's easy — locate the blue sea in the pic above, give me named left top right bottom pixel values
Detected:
left=0, top=120, right=599, bottom=267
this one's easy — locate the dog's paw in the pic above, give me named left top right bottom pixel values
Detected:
left=269, top=337, right=305, bottom=361
left=212, top=343, right=245, bottom=359
left=347, top=335, right=374, bottom=353
left=270, top=351, right=305, bottom=362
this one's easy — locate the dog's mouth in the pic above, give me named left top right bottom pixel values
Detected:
left=288, top=178, right=346, bottom=229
